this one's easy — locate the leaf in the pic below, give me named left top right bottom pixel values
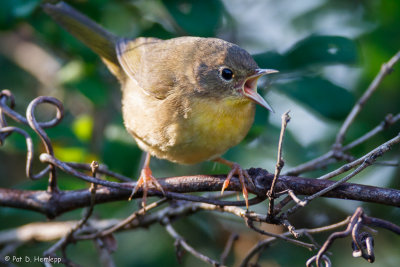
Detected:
left=163, top=0, right=224, bottom=36
left=278, top=76, right=355, bottom=120
left=254, top=36, right=358, bottom=120
left=253, top=51, right=289, bottom=71
left=254, top=35, right=359, bottom=71
left=286, top=35, right=359, bottom=68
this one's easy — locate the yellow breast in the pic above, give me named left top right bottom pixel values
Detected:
left=172, top=96, right=256, bottom=164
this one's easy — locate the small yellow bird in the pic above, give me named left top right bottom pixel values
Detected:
left=44, top=2, right=277, bottom=208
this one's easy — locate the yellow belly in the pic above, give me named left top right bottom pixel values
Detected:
left=167, top=96, right=256, bottom=164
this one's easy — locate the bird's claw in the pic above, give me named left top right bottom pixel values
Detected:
left=129, top=165, right=165, bottom=208
left=220, top=163, right=253, bottom=209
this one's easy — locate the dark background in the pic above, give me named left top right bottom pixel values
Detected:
left=0, top=0, right=399, bottom=266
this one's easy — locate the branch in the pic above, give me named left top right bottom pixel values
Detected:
left=286, top=50, right=400, bottom=176
left=1, top=169, right=399, bottom=218
left=285, top=112, right=400, bottom=175
left=240, top=218, right=351, bottom=267
left=164, top=218, right=222, bottom=266
left=334, top=50, right=400, bottom=148
left=220, top=233, right=239, bottom=265
left=278, top=133, right=400, bottom=219
left=311, top=207, right=400, bottom=266
left=267, top=110, right=291, bottom=218
left=43, top=162, right=99, bottom=257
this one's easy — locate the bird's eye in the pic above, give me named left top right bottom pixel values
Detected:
left=220, top=68, right=234, bottom=81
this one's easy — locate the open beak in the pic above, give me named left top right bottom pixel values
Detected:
left=242, top=68, right=278, bottom=112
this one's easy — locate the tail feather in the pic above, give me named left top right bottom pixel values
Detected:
left=43, top=2, right=122, bottom=79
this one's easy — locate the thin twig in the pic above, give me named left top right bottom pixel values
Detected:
left=285, top=112, right=400, bottom=176
left=40, top=153, right=134, bottom=191
left=219, top=233, right=239, bottom=265
left=93, top=237, right=116, bottom=267
left=270, top=194, right=293, bottom=214
left=284, top=51, right=400, bottom=177
left=0, top=242, right=22, bottom=265
left=313, top=208, right=364, bottom=266
left=287, top=190, right=307, bottom=206
left=334, top=50, right=400, bottom=149
left=66, top=162, right=133, bottom=182
left=306, top=255, right=332, bottom=267
left=267, top=111, right=291, bottom=218
left=286, top=50, right=400, bottom=177
left=44, top=161, right=99, bottom=256
left=304, top=217, right=351, bottom=234
left=77, top=198, right=168, bottom=240
left=312, top=207, right=400, bottom=266
left=282, top=133, right=400, bottom=218
left=285, top=150, right=334, bottom=176
left=282, top=219, right=300, bottom=237
left=318, top=133, right=400, bottom=180
left=246, top=218, right=315, bottom=249
left=342, top=113, right=400, bottom=151
left=240, top=218, right=349, bottom=267
left=163, top=218, right=222, bottom=266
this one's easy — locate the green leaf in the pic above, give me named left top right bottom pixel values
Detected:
left=278, top=76, right=355, bottom=120
left=163, top=0, right=223, bottom=36
left=253, top=51, right=289, bottom=70
left=254, top=36, right=358, bottom=120
left=254, top=35, right=359, bottom=71
left=286, top=35, right=359, bottom=68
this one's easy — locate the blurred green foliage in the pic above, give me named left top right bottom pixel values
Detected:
left=0, top=0, right=399, bottom=266
left=279, top=76, right=355, bottom=120
left=164, top=0, right=224, bottom=36
left=254, top=35, right=359, bottom=71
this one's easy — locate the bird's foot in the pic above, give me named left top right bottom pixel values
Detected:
left=129, top=165, right=165, bottom=208
left=216, top=158, right=254, bottom=209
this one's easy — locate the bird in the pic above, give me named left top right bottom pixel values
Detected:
left=43, top=2, right=277, bottom=208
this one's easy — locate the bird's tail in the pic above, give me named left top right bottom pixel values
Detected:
left=43, top=1, right=122, bottom=79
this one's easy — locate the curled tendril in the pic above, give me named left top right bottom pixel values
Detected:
left=0, top=90, right=28, bottom=128
left=26, top=96, right=64, bottom=192
left=310, top=207, right=400, bottom=266
left=0, top=126, right=50, bottom=179
left=26, top=96, right=64, bottom=156
left=0, top=90, right=15, bottom=144
left=1, top=90, right=134, bottom=187
left=0, top=90, right=63, bottom=128
left=306, top=255, right=331, bottom=267
left=0, top=90, right=65, bottom=192
left=0, top=90, right=15, bottom=109
left=352, top=231, right=375, bottom=263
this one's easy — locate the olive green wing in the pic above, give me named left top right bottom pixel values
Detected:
left=116, top=37, right=179, bottom=99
